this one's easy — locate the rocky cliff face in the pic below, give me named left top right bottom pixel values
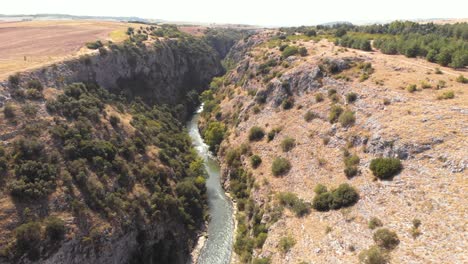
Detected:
left=1, top=39, right=223, bottom=118
left=0, top=38, right=226, bottom=264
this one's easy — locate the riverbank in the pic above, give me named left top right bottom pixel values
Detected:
left=187, top=105, right=235, bottom=264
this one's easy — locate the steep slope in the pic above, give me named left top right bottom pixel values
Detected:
left=0, top=26, right=227, bottom=264
left=201, top=30, right=467, bottom=263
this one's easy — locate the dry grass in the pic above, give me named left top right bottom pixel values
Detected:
left=0, top=20, right=142, bottom=80
left=221, top=35, right=467, bottom=264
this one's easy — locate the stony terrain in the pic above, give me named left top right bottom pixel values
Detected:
left=212, top=31, right=467, bottom=263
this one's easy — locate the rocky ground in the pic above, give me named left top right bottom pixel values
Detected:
left=216, top=32, right=467, bottom=263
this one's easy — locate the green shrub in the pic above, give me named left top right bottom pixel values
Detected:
left=253, top=257, right=271, bottom=264
left=312, top=183, right=359, bottom=211
left=45, top=217, right=66, bottom=241
left=373, top=228, right=399, bottom=250
left=278, top=235, right=296, bottom=253
left=456, top=74, right=468, bottom=83
left=368, top=217, right=383, bottom=229
left=204, top=121, right=226, bottom=152
left=314, top=184, right=328, bottom=195
left=346, top=92, right=358, bottom=103
left=437, top=90, right=455, bottom=100
left=277, top=192, right=310, bottom=217
left=406, top=84, right=417, bottom=93
left=281, top=97, right=294, bottom=110
left=304, top=110, right=317, bottom=122
left=3, top=103, right=16, bottom=119
left=27, top=80, right=43, bottom=90
left=338, top=110, right=355, bottom=127
left=271, top=157, right=291, bottom=176
left=315, top=93, right=324, bottom=102
left=254, top=232, right=268, bottom=248
left=250, top=155, right=262, bottom=169
left=358, top=245, right=389, bottom=264
left=15, top=221, right=41, bottom=256
left=249, top=126, right=265, bottom=141
left=370, top=158, right=402, bottom=180
left=267, top=127, right=281, bottom=142
left=282, top=46, right=299, bottom=58
left=109, top=115, right=120, bottom=126
left=329, top=105, right=343, bottom=123
left=86, top=40, right=104, bottom=49
left=328, top=89, right=337, bottom=97
left=21, top=103, right=38, bottom=117
left=298, top=47, right=308, bottom=56
left=330, top=183, right=360, bottom=209
left=344, top=154, right=360, bottom=178
left=280, top=137, right=296, bottom=152
left=9, top=74, right=20, bottom=87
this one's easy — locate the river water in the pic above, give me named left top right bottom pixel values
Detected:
left=187, top=105, right=234, bottom=264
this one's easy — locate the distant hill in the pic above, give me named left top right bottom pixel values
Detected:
left=0, top=13, right=164, bottom=23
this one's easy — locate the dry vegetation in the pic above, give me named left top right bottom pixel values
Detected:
left=209, top=31, right=467, bottom=263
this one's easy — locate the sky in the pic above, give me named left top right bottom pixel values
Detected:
left=2, top=0, right=468, bottom=26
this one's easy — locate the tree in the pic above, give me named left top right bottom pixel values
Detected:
left=204, top=121, right=226, bottom=152
left=248, top=126, right=265, bottom=141
left=271, top=157, right=291, bottom=176
left=370, top=158, right=402, bottom=180
left=45, top=217, right=66, bottom=241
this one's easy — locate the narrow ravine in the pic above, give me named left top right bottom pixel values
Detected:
left=187, top=105, right=234, bottom=264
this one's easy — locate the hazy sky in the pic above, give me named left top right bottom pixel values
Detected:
left=2, top=0, right=468, bottom=26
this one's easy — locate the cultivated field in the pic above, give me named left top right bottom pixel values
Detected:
left=0, top=20, right=141, bottom=80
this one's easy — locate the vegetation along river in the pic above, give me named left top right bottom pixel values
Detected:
left=187, top=105, right=234, bottom=264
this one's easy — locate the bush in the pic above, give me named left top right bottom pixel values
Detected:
left=15, top=221, right=41, bottom=255
left=373, top=228, right=400, bottom=250
left=304, top=110, right=317, bottom=122
left=249, top=126, right=265, bottom=141
left=9, top=74, right=20, bottom=87
left=278, top=235, right=296, bottom=253
left=277, top=192, right=310, bottom=217
left=338, top=110, right=355, bottom=127
left=27, top=80, right=43, bottom=90
left=282, top=46, right=299, bottom=58
left=281, top=97, right=294, bottom=110
left=315, top=93, right=324, bottom=102
left=314, top=184, right=328, bottom=195
left=328, top=105, right=343, bottom=123
left=86, top=40, right=104, bottom=49
left=370, top=158, right=402, bottom=180
left=45, top=217, right=66, bottom=241
left=271, top=157, right=291, bottom=176
left=204, top=121, right=226, bottom=152
left=280, top=137, right=296, bottom=152
left=437, top=90, right=455, bottom=100
left=253, top=257, right=271, bottom=264
left=109, top=115, right=120, bottom=126
left=267, top=127, right=281, bottom=142
left=368, top=217, right=383, bottom=229
left=3, top=103, right=16, bottom=119
left=406, top=84, right=417, bottom=93
left=250, top=155, right=262, bottom=169
left=312, top=183, right=359, bottom=211
left=21, top=103, right=38, bottom=117
left=344, top=154, right=359, bottom=178
left=298, top=47, right=308, bottom=56
left=358, top=245, right=389, bottom=264
left=346, top=92, right=358, bottom=103
left=456, top=74, right=468, bottom=84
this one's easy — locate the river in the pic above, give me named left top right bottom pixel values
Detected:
left=187, top=105, right=234, bottom=264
